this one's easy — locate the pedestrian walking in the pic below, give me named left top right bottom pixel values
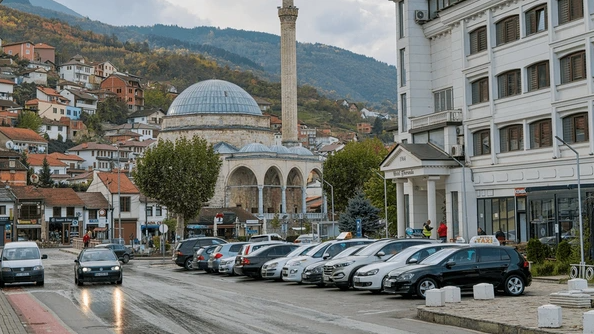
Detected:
left=495, top=227, right=506, bottom=245
left=437, top=221, right=447, bottom=243
left=422, top=220, right=433, bottom=239
left=83, top=231, right=91, bottom=248
left=477, top=227, right=486, bottom=235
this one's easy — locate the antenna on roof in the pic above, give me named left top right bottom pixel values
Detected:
left=5, top=141, right=13, bottom=150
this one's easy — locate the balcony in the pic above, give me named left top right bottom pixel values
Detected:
left=409, top=109, right=462, bottom=133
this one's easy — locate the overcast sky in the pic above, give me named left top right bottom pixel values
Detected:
left=52, top=0, right=397, bottom=66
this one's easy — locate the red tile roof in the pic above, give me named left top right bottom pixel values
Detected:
left=97, top=172, right=139, bottom=194
left=26, top=154, right=67, bottom=167
left=38, top=188, right=85, bottom=206
left=48, top=152, right=85, bottom=162
left=0, top=79, right=15, bottom=85
left=34, top=43, right=55, bottom=49
left=0, top=127, right=47, bottom=143
left=76, top=192, right=108, bottom=209
left=37, top=86, right=61, bottom=97
left=11, top=186, right=44, bottom=200
left=69, top=142, right=117, bottom=152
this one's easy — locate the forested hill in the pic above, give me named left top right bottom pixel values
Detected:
left=1, top=0, right=397, bottom=105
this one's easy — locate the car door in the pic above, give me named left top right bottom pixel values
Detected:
left=440, top=248, right=480, bottom=289
left=477, top=247, right=511, bottom=287
left=114, top=245, right=125, bottom=258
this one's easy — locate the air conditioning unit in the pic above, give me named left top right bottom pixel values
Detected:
left=451, top=144, right=464, bottom=157
left=414, top=10, right=429, bottom=23
left=456, top=126, right=464, bottom=135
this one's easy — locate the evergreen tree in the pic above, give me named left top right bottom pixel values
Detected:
left=19, top=152, right=33, bottom=185
left=338, top=190, right=381, bottom=237
left=372, top=117, right=383, bottom=135
left=38, top=157, right=53, bottom=188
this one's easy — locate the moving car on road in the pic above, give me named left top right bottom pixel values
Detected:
left=261, top=243, right=318, bottom=281
left=95, top=243, right=134, bottom=264
left=172, top=237, right=227, bottom=270
left=383, top=245, right=532, bottom=298
left=238, top=244, right=300, bottom=278
left=0, top=241, right=47, bottom=287
left=74, top=248, right=123, bottom=286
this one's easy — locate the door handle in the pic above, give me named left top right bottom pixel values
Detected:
left=501, top=264, right=509, bottom=267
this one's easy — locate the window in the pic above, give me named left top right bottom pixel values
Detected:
left=53, top=207, right=61, bottom=217
left=558, top=0, right=583, bottom=25
left=469, top=26, right=487, bottom=54
left=527, top=61, right=550, bottom=91
left=525, top=5, right=547, bottom=35
left=58, top=126, right=63, bottom=131
left=66, top=207, right=75, bottom=216
left=53, top=108, right=57, bottom=114
left=497, top=70, right=521, bottom=98
left=46, top=126, right=51, bottom=131
left=146, top=206, right=153, bottom=216
left=400, top=93, right=407, bottom=132
left=560, top=51, right=586, bottom=84
left=0, top=206, right=5, bottom=215
left=120, top=197, right=131, bottom=212
left=473, top=129, right=491, bottom=155
left=471, top=78, right=489, bottom=104
left=434, top=87, right=453, bottom=112
left=500, top=124, right=524, bottom=153
left=156, top=206, right=162, bottom=216
left=496, top=16, right=519, bottom=45
left=60, top=109, right=65, bottom=115
left=25, top=49, right=30, bottom=55
left=20, top=204, right=40, bottom=219
left=398, top=1, right=405, bottom=38
left=530, top=119, right=552, bottom=148
left=399, top=48, right=406, bottom=86
left=89, top=209, right=97, bottom=220
left=562, top=112, right=589, bottom=143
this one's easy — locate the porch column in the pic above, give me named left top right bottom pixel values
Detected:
left=427, top=176, right=440, bottom=239
left=396, top=179, right=406, bottom=238
left=301, top=186, right=307, bottom=214
left=258, top=185, right=264, bottom=216
left=281, top=186, right=287, bottom=214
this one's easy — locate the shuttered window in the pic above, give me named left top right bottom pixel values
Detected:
left=434, top=87, right=453, bottom=112
left=473, top=129, right=491, bottom=155
left=497, top=70, right=521, bottom=98
left=527, top=61, right=550, bottom=91
left=525, top=5, right=548, bottom=35
left=471, top=78, right=489, bottom=104
left=469, top=26, right=487, bottom=54
left=558, top=0, right=583, bottom=25
left=560, top=51, right=586, bottom=84
left=529, top=119, right=552, bottom=148
left=562, top=113, right=589, bottom=143
left=500, top=125, right=524, bottom=153
left=496, top=16, right=519, bottom=45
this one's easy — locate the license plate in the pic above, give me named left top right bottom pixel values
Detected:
left=95, top=272, right=108, bottom=276
left=15, top=272, right=29, bottom=277
left=354, top=277, right=360, bottom=283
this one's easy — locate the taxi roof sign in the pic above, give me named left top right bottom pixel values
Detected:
left=469, top=235, right=500, bottom=246
left=336, top=232, right=353, bottom=240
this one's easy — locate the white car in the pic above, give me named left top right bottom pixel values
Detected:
left=218, top=256, right=237, bottom=275
left=352, top=243, right=465, bottom=293
left=282, top=239, right=373, bottom=283
left=261, top=244, right=318, bottom=280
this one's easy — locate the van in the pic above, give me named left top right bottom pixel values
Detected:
left=249, top=233, right=284, bottom=242
left=0, top=241, right=47, bottom=287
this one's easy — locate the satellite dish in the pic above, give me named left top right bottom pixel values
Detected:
left=30, top=174, right=39, bottom=184
left=5, top=141, right=13, bottom=149
left=38, top=146, right=45, bottom=153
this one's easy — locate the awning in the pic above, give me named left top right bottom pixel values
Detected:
left=17, top=225, right=41, bottom=229
left=187, top=225, right=208, bottom=230
left=94, top=227, right=107, bottom=232
left=141, top=224, right=160, bottom=230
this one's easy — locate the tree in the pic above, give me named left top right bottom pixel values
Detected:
left=96, top=97, right=128, bottom=125
left=338, top=190, right=381, bottom=237
left=12, top=82, right=37, bottom=106
left=372, top=117, right=383, bottom=135
left=17, top=110, right=43, bottom=132
left=364, top=170, right=398, bottom=237
left=20, top=152, right=33, bottom=185
left=132, top=137, right=222, bottom=238
left=322, top=138, right=390, bottom=213
left=144, top=86, right=175, bottom=110
left=38, top=157, right=53, bottom=188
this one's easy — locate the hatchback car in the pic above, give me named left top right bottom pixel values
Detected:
left=238, top=244, right=300, bottom=278
left=74, top=248, right=122, bottom=286
left=261, top=244, right=318, bottom=281
left=383, top=245, right=532, bottom=298
left=208, top=242, right=248, bottom=273
left=192, top=245, right=217, bottom=271
left=95, top=243, right=134, bottom=264
left=172, top=237, right=227, bottom=270
left=0, top=241, right=47, bottom=287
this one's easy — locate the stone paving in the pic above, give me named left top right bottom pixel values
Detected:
left=0, top=292, right=27, bottom=334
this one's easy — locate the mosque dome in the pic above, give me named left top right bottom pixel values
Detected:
left=269, top=145, right=291, bottom=154
left=239, top=143, right=273, bottom=153
left=167, top=79, right=263, bottom=116
left=289, top=146, right=314, bottom=156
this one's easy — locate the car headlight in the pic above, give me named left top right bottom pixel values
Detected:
left=268, top=262, right=278, bottom=269
left=334, top=261, right=355, bottom=268
left=396, top=273, right=415, bottom=281
left=33, top=265, right=43, bottom=271
left=311, top=266, right=323, bottom=274
left=81, top=267, right=91, bottom=272
left=288, top=260, right=304, bottom=267
left=359, top=269, right=379, bottom=276
left=1, top=267, right=11, bottom=272
left=111, top=266, right=121, bottom=271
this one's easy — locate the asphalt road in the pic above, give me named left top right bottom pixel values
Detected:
left=3, top=249, right=485, bottom=334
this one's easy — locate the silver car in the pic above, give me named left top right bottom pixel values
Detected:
left=218, top=256, right=238, bottom=275
left=261, top=244, right=318, bottom=280
left=207, top=242, right=248, bottom=273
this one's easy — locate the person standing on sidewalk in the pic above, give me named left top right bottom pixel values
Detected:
left=422, top=220, right=433, bottom=239
left=437, top=221, right=447, bottom=243
left=83, top=231, right=91, bottom=248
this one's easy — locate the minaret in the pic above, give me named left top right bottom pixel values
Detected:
left=278, top=0, right=299, bottom=147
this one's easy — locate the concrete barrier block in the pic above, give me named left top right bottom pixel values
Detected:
left=473, top=283, right=495, bottom=300
left=537, top=304, right=562, bottom=328
left=442, top=286, right=461, bottom=303
left=425, top=289, right=445, bottom=307
left=568, top=278, right=588, bottom=291
left=583, top=310, right=594, bottom=334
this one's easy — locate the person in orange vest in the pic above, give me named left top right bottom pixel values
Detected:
left=437, top=221, right=447, bottom=243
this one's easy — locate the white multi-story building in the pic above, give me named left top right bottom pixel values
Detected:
left=58, top=55, right=94, bottom=89
left=381, top=0, right=594, bottom=244
left=66, top=142, right=131, bottom=172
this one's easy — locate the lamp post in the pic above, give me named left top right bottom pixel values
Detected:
left=113, top=143, right=122, bottom=245
left=373, top=171, right=389, bottom=238
left=322, top=179, right=335, bottom=237
left=555, top=136, right=585, bottom=278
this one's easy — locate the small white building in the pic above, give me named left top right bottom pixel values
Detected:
left=58, top=55, right=94, bottom=89
left=66, top=142, right=131, bottom=172
left=126, top=108, right=166, bottom=126
left=0, top=78, right=15, bottom=101
left=60, top=88, right=98, bottom=115
left=39, top=117, right=68, bottom=142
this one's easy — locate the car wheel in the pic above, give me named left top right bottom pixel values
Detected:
left=504, top=274, right=525, bottom=296
left=416, top=277, right=438, bottom=298
left=76, top=278, right=83, bottom=286
left=122, top=254, right=130, bottom=264
left=338, top=285, right=349, bottom=291
left=116, top=276, right=123, bottom=285
left=184, top=258, right=193, bottom=270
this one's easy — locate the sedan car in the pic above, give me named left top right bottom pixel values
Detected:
left=301, top=244, right=367, bottom=287
left=238, top=244, right=300, bottom=278
left=261, top=244, right=318, bottom=281
left=95, top=243, right=134, bottom=264
left=208, top=242, right=248, bottom=273
left=74, top=248, right=123, bottom=286
left=383, top=245, right=532, bottom=298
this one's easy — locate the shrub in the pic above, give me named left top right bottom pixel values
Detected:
left=531, top=260, right=555, bottom=276
left=554, top=261, right=570, bottom=276
left=527, top=238, right=549, bottom=264
left=237, top=236, right=247, bottom=242
left=556, top=240, right=572, bottom=262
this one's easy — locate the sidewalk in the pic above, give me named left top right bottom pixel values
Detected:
left=0, top=292, right=28, bottom=334
left=417, top=277, right=586, bottom=334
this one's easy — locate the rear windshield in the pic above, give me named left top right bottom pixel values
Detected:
left=229, top=244, right=244, bottom=253
left=249, top=236, right=268, bottom=242
left=2, top=247, right=40, bottom=261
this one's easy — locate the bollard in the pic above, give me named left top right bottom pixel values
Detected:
left=568, top=278, right=588, bottom=291
left=473, top=283, right=495, bottom=300
left=425, top=289, right=445, bottom=307
left=442, top=286, right=461, bottom=303
left=537, top=304, right=562, bottom=328
left=584, top=310, right=594, bottom=334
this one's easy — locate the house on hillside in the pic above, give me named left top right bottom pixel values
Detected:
left=93, top=61, right=118, bottom=82
left=34, top=43, right=55, bottom=63
left=2, top=41, right=34, bottom=61
left=0, top=127, right=48, bottom=154
left=19, top=68, right=48, bottom=85
left=0, top=151, right=27, bottom=186
left=57, top=55, right=94, bottom=89
left=126, top=108, right=166, bottom=126
left=39, top=117, right=67, bottom=142
left=253, top=97, right=272, bottom=112
left=357, top=123, right=372, bottom=134
left=48, top=152, right=85, bottom=172
left=60, top=88, right=98, bottom=115
left=100, top=73, right=144, bottom=112
left=67, top=142, right=131, bottom=172
left=60, top=117, right=86, bottom=141
left=104, top=123, right=159, bottom=141
left=0, top=78, right=15, bottom=101
left=26, top=153, right=68, bottom=176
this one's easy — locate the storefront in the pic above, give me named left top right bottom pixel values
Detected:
left=48, top=217, right=80, bottom=244
left=17, top=219, right=42, bottom=241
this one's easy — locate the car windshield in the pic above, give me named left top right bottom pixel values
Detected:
left=287, top=244, right=315, bottom=257
left=334, top=245, right=365, bottom=259
left=306, top=241, right=332, bottom=257
left=356, top=241, right=392, bottom=256
left=81, top=250, right=118, bottom=262
left=386, top=246, right=422, bottom=262
left=2, top=247, right=40, bottom=261
left=420, top=247, right=460, bottom=265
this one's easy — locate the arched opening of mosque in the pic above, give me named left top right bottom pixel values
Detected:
left=286, top=167, right=304, bottom=214
left=263, top=167, right=283, bottom=213
left=227, top=166, right=258, bottom=213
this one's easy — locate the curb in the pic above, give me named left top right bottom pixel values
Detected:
left=417, top=307, right=556, bottom=334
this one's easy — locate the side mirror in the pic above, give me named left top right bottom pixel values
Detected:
left=445, top=260, right=456, bottom=268
left=74, top=259, right=79, bottom=263
left=41, top=254, right=48, bottom=259
left=407, top=258, right=418, bottom=264
left=322, top=253, right=330, bottom=260
left=376, top=251, right=386, bottom=257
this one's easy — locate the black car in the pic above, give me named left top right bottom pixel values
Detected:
left=192, top=245, right=217, bottom=271
left=239, top=244, right=300, bottom=278
left=172, top=237, right=227, bottom=270
left=383, top=245, right=532, bottom=298
left=95, top=243, right=134, bottom=264
left=74, top=248, right=123, bottom=286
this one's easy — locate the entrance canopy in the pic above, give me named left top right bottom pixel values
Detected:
left=380, top=143, right=458, bottom=179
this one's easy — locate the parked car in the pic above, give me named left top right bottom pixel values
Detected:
left=219, top=256, right=238, bottom=275
left=95, top=243, right=134, bottom=264
left=301, top=244, right=367, bottom=287
left=261, top=244, right=318, bottom=281
left=191, top=245, right=218, bottom=271
left=282, top=239, right=374, bottom=283
left=238, top=244, right=300, bottom=278
left=383, top=245, right=532, bottom=298
left=324, top=239, right=438, bottom=290
left=172, top=237, right=227, bottom=270
left=0, top=241, right=47, bottom=287
left=295, top=234, right=315, bottom=244
left=234, top=241, right=286, bottom=275
left=249, top=234, right=285, bottom=242
left=352, top=243, right=465, bottom=293
left=74, top=248, right=122, bottom=286
left=208, top=242, right=248, bottom=273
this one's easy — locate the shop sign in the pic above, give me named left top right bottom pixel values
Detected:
left=246, top=220, right=259, bottom=225
left=18, top=219, right=38, bottom=225
left=88, top=219, right=99, bottom=223
left=514, top=188, right=527, bottom=197
left=5, top=224, right=10, bottom=230
left=469, top=235, right=500, bottom=246
left=0, top=217, right=10, bottom=222
left=49, top=217, right=78, bottom=223
left=397, top=169, right=415, bottom=177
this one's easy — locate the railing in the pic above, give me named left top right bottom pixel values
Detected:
left=409, top=109, right=462, bottom=130
left=570, top=263, right=594, bottom=280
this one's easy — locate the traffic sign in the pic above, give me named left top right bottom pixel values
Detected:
left=158, top=224, right=168, bottom=234
left=71, top=220, right=79, bottom=227
left=355, top=219, right=362, bottom=238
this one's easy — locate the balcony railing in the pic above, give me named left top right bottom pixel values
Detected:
left=409, top=109, right=462, bottom=130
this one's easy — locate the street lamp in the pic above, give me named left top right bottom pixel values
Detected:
left=113, top=143, right=122, bottom=245
left=322, top=179, right=335, bottom=238
left=373, top=170, right=389, bottom=238
left=555, top=136, right=585, bottom=278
